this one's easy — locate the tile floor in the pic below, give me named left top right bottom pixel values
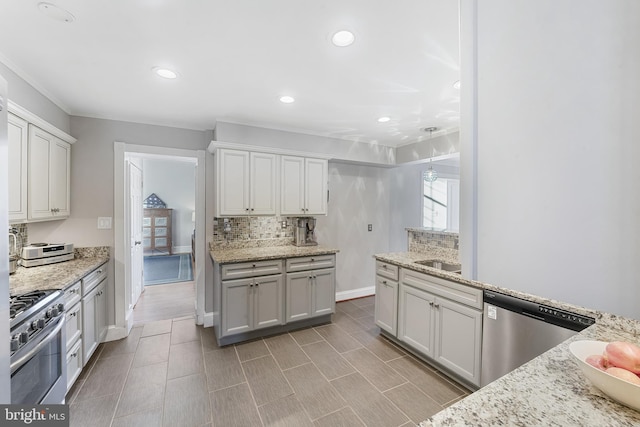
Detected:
left=66, top=296, right=470, bottom=427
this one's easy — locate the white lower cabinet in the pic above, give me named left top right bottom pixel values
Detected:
left=81, top=266, right=108, bottom=365
left=386, top=264, right=483, bottom=387
left=66, top=339, right=83, bottom=391
left=64, top=280, right=83, bottom=392
left=285, top=258, right=335, bottom=322
left=398, top=283, right=435, bottom=356
left=374, top=261, right=399, bottom=336
left=221, top=274, right=283, bottom=337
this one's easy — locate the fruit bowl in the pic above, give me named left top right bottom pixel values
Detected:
left=569, top=340, right=640, bottom=411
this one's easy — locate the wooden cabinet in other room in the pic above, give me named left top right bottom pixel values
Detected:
left=215, top=149, right=277, bottom=216
left=27, top=124, right=71, bottom=220
left=280, top=156, right=328, bottom=215
left=143, top=208, right=173, bottom=254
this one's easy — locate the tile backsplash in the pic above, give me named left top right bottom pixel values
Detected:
left=407, top=227, right=459, bottom=252
left=212, top=216, right=298, bottom=248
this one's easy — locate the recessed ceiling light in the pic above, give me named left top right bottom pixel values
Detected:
left=331, top=30, right=355, bottom=47
left=377, top=116, right=391, bottom=123
left=38, top=2, right=75, bottom=22
left=453, top=80, right=461, bottom=89
left=153, top=67, right=178, bottom=79
left=279, top=96, right=295, bottom=104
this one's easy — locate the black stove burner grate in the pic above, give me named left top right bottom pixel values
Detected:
left=9, top=290, right=54, bottom=320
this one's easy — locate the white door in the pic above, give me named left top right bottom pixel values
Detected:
left=129, top=162, right=144, bottom=306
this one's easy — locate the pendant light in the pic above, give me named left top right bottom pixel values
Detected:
left=423, top=127, right=438, bottom=182
left=424, top=160, right=438, bottom=182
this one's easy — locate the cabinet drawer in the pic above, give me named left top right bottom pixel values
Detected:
left=65, top=302, right=82, bottom=351
left=376, top=261, right=399, bottom=281
left=286, top=255, right=335, bottom=272
left=66, top=338, right=83, bottom=391
left=400, top=268, right=483, bottom=310
left=221, top=259, right=283, bottom=280
left=82, top=264, right=108, bottom=295
left=64, top=281, right=81, bottom=307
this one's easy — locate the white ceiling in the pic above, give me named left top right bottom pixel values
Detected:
left=0, top=1, right=460, bottom=148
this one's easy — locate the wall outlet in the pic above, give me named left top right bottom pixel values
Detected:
left=368, top=224, right=372, bottom=232
left=281, top=221, right=287, bottom=229
left=98, top=217, right=112, bottom=230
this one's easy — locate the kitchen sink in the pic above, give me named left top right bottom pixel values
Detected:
left=414, top=259, right=462, bottom=273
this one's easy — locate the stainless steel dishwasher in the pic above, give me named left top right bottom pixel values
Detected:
left=480, top=290, right=594, bottom=387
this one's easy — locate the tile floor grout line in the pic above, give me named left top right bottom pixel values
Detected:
left=235, top=343, right=267, bottom=427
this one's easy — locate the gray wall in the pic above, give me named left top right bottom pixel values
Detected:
left=0, top=61, right=70, bottom=134
left=28, top=116, right=209, bottom=246
left=396, top=131, right=460, bottom=164
left=143, top=158, right=196, bottom=251
left=460, top=0, right=640, bottom=319
left=215, top=121, right=397, bottom=166
left=316, top=162, right=391, bottom=295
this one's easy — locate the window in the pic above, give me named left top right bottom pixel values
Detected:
left=423, top=173, right=459, bottom=231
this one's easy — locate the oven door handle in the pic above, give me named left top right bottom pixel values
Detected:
left=10, top=316, right=65, bottom=374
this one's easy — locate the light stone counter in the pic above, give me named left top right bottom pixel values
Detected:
left=421, top=321, right=640, bottom=426
left=374, top=249, right=640, bottom=425
left=209, top=244, right=339, bottom=264
left=9, top=247, right=110, bottom=295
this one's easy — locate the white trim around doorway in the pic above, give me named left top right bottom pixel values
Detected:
left=111, top=142, right=206, bottom=340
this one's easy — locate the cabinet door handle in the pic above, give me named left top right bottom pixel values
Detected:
left=382, top=280, right=387, bottom=285
left=134, top=241, right=142, bottom=245
left=429, top=301, right=434, bottom=307
left=434, top=303, right=440, bottom=309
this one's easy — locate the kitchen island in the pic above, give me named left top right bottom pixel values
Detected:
left=210, top=243, right=340, bottom=346
left=374, top=249, right=640, bottom=426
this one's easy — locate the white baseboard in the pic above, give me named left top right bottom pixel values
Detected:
left=172, top=245, right=192, bottom=254
left=203, top=311, right=215, bottom=328
left=335, top=286, right=375, bottom=302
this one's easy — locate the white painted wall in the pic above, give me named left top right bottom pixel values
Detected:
left=215, top=121, right=397, bottom=166
left=316, top=162, right=390, bottom=298
left=0, top=61, right=70, bottom=134
left=142, top=158, right=196, bottom=251
left=396, top=131, right=460, bottom=164
left=461, top=0, right=640, bottom=319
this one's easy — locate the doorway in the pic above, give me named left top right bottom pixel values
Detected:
left=113, top=142, right=206, bottom=340
left=130, top=154, right=197, bottom=324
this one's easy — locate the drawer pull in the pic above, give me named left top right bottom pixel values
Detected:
left=252, top=264, right=256, bottom=268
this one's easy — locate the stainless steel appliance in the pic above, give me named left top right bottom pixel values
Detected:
left=480, top=290, right=594, bottom=387
left=293, top=217, right=318, bottom=246
left=10, top=290, right=67, bottom=404
left=9, top=228, right=20, bottom=274
left=21, top=243, right=74, bottom=267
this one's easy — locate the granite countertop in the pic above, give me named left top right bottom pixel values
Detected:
left=422, top=321, right=640, bottom=426
left=375, top=250, right=640, bottom=426
left=209, top=245, right=339, bottom=264
left=9, top=248, right=109, bottom=295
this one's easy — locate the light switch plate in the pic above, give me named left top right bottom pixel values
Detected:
left=98, top=217, right=112, bottom=229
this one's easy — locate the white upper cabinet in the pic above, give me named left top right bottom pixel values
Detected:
left=28, top=125, right=71, bottom=221
left=215, top=149, right=277, bottom=216
left=280, top=156, right=327, bottom=215
left=8, top=113, right=28, bottom=222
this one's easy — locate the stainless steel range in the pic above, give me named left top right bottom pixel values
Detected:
left=21, top=243, right=74, bottom=267
left=10, top=289, right=67, bottom=404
